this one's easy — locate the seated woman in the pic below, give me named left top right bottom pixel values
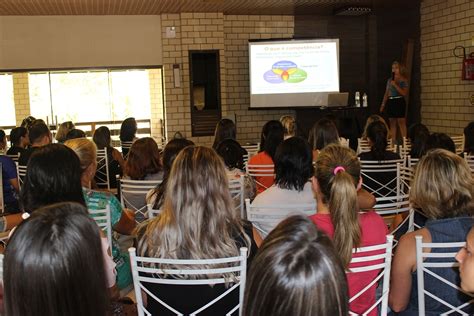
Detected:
left=55, top=121, right=75, bottom=143
left=280, top=115, right=297, bottom=139
left=19, top=144, right=117, bottom=294
left=243, top=215, right=348, bottom=316
left=123, top=137, right=162, bottom=222
left=0, top=152, right=20, bottom=213
left=362, top=114, right=391, bottom=140
left=216, top=138, right=247, bottom=178
left=248, top=120, right=284, bottom=194
left=308, top=118, right=340, bottom=162
left=310, top=144, right=388, bottom=315
left=137, top=146, right=259, bottom=315
left=389, top=149, right=474, bottom=315
left=425, top=132, right=456, bottom=153
left=463, top=121, right=474, bottom=156
left=6, top=127, right=28, bottom=156
left=407, top=123, right=430, bottom=158
left=119, top=117, right=138, bottom=158
left=93, top=126, right=125, bottom=189
left=4, top=202, right=108, bottom=316
left=456, top=226, right=474, bottom=293
left=65, top=128, right=86, bottom=141
left=212, top=118, right=244, bottom=151
left=65, top=138, right=135, bottom=291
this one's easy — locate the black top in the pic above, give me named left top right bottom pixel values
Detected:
left=140, top=220, right=258, bottom=316
left=6, top=146, right=25, bottom=157
left=18, top=147, right=40, bottom=167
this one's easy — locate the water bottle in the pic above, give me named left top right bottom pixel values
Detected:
left=362, top=93, right=368, bottom=107
left=355, top=91, right=360, bottom=107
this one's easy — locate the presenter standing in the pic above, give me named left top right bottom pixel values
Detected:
left=379, top=61, right=408, bottom=144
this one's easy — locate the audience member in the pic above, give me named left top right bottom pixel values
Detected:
left=308, top=118, right=340, bottom=162
left=55, top=121, right=75, bottom=143
left=407, top=123, right=430, bottom=158
left=137, top=146, right=259, bottom=315
left=19, top=144, right=117, bottom=292
left=243, top=215, right=348, bottom=316
left=0, top=153, right=20, bottom=213
left=425, top=132, right=456, bottom=153
left=389, top=149, right=474, bottom=314
left=362, top=114, right=391, bottom=140
left=119, top=117, right=138, bottom=158
left=310, top=144, right=387, bottom=315
left=65, top=128, right=86, bottom=140
left=93, top=126, right=125, bottom=189
left=4, top=202, right=108, bottom=316
left=280, top=115, right=296, bottom=139
left=0, top=130, right=6, bottom=152
left=212, top=118, right=239, bottom=149
left=359, top=121, right=400, bottom=161
left=463, top=121, right=474, bottom=155
left=123, top=137, right=162, bottom=221
left=251, top=137, right=315, bottom=237
left=248, top=120, right=284, bottom=194
left=20, top=115, right=36, bottom=130
left=216, top=138, right=247, bottom=174
left=18, top=122, right=51, bottom=167
left=146, top=138, right=194, bottom=210
left=65, top=138, right=135, bottom=291
left=456, top=227, right=474, bottom=293
left=7, top=127, right=28, bottom=156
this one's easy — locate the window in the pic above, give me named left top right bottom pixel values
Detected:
left=0, top=74, right=16, bottom=127
left=29, top=69, right=154, bottom=125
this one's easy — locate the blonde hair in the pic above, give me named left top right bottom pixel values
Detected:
left=280, top=115, right=296, bottom=138
left=411, top=149, right=474, bottom=219
left=55, top=121, right=75, bottom=142
left=362, top=115, right=390, bottom=139
left=64, top=138, right=97, bottom=172
left=315, top=144, right=361, bottom=267
left=138, top=146, right=250, bottom=276
left=392, top=61, right=408, bottom=78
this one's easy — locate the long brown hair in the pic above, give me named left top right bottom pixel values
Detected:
left=314, top=144, right=361, bottom=267
left=125, top=137, right=161, bottom=179
left=138, top=146, right=250, bottom=275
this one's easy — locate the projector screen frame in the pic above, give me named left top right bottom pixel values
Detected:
left=248, top=37, right=341, bottom=110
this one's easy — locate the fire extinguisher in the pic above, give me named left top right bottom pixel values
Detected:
left=454, top=46, right=474, bottom=80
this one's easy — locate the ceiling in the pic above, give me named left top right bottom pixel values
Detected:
left=0, top=0, right=419, bottom=16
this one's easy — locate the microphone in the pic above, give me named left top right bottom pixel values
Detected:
left=391, top=72, right=395, bottom=80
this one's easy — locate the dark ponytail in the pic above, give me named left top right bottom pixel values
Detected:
left=367, top=121, right=388, bottom=161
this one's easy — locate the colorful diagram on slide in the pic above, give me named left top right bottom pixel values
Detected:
left=263, top=60, right=308, bottom=84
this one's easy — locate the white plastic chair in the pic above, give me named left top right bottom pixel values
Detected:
left=87, top=198, right=113, bottom=249
left=229, top=175, right=245, bottom=218
left=128, top=246, right=248, bottom=316
left=451, top=135, right=465, bottom=155
left=348, top=235, right=394, bottom=316
left=245, top=198, right=316, bottom=237
left=360, top=159, right=405, bottom=199
left=242, top=143, right=260, bottom=168
left=464, top=155, right=474, bottom=174
left=6, top=154, right=19, bottom=163
left=415, top=236, right=474, bottom=315
left=120, top=140, right=134, bottom=159
left=406, top=155, right=419, bottom=169
left=95, top=148, right=110, bottom=190
left=16, top=163, right=27, bottom=189
left=118, top=177, right=162, bottom=223
left=357, top=138, right=395, bottom=155
left=245, top=164, right=274, bottom=192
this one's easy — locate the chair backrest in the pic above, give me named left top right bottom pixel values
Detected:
left=6, top=154, right=19, bottom=163
left=229, top=175, right=245, bottom=218
left=17, top=163, right=27, bottom=189
left=245, top=164, right=275, bottom=192
left=348, top=235, right=394, bottom=316
left=399, top=165, right=414, bottom=195
left=242, top=143, right=260, bottom=156
left=451, top=135, right=465, bottom=155
left=0, top=162, right=3, bottom=214
left=464, top=155, right=474, bottom=174
left=129, top=246, right=248, bottom=316
left=118, top=177, right=162, bottom=223
left=245, top=198, right=316, bottom=237
left=360, top=159, right=404, bottom=199
left=87, top=198, right=113, bottom=249
left=357, top=138, right=395, bottom=154
left=406, top=155, right=419, bottom=169
left=95, top=148, right=110, bottom=190
left=120, top=140, right=134, bottom=159
left=415, top=236, right=474, bottom=315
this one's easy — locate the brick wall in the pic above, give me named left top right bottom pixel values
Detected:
left=420, top=0, right=474, bottom=135
left=148, top=68, right=165, bottom=142
left=160, top=13, right=295, bottom=146
left=12, top=73, right=30, bottom=126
